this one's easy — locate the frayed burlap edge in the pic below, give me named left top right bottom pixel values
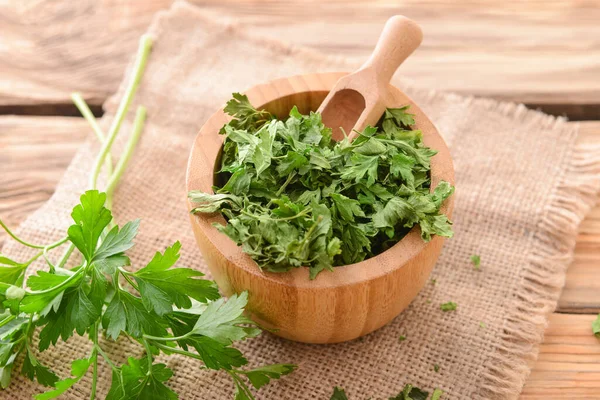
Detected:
left=479, top=131, right=600, bottom=399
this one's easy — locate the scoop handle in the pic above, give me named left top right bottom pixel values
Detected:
left=360, top=15, right=423, bottom=85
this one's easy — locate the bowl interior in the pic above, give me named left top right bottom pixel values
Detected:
left=187, top=72, right=454, bottom=289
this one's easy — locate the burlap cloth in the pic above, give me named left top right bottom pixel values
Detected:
left=3, top=2, right=600, bottom=399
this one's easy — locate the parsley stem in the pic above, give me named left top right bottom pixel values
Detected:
left=240, top=207, right=311, bottom=222
left=227, top=370, right=256, bottom=400
left=118, top=267, right=140, bottom=291
left=90, top=323, right=99, bottom=400
left=71, top=93, right=113, bottom=179
left=275, top=172, right=296, bottom=197
left=105, top=106, right=146, bottom=197
left=142, top=333, right=190, bottom=342
left=89, top=34, right=153, bottom=190
left=142, top=338, right=154, bottom=375
left=0, top=314, right=16, bottom=329
left=150, top=342, right=205, bottom=362
left=42, top=246, right=56, bottom=273
left=25, top=251, right=43, bottom=266
left=95, top=345, right=117, bottom=370
left=25, top=267, right=83, bottom=295
left=0, top=219, right=67, bottom=250
left=56, top=243, right=75, bottom=269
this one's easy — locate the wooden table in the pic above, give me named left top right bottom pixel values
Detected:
left=1, top=1, right=599, bottom=398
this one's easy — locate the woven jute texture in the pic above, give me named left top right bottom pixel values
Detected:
left=3, top=2, right=600, bottom=399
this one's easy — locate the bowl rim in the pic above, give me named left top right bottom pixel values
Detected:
left=186, top=72, right=454, bottom=289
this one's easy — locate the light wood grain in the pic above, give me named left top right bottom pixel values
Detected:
left=521, top=314, right=600, bottom=398
left=187, top=73, right=454, bottom=343
left=0, top=116, right=88, bottom=245
left=1, top=0, right=599, bottom=119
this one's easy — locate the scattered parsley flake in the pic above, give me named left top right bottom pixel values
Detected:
left=470, top=254, right=481, bottom=270
left=433, top=364, right=440, bottom=373
left=593, top=314, right=600, bottom=338
left=332, top=384, right=442, bottom=400
left=479, top=321, right=486, bottom=329
left=430, top=279, right=437, bottom=286
left=330, top=386, right=349, bottom=400
left=440, top=302, right=457, bottom=312
left=398, top=335, right=406, bottom=342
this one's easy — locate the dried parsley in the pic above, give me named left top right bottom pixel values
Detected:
left=471, top=254, right=481, bottom=270
left=593, top=313, right=600, bottom=338
left=189, top=94, right=454, bottom=278
left=331, top=384, right=444, bottom=400
left=440, top=302, right=457, bottom=312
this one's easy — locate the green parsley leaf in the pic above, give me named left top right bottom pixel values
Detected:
left=440, top=302, right=457, bottom=312
left=191, top=292, right=250, bottom=344
left=38, top=301, right=74, bottom=351
left=106, top=357, right=178, bottom=400
left=133, top=241, right=219, bottom=316
left=67, top=190, right=112, bottom=263
left=187, top=336, right=248, bottom=370
left=385, top=106, right=416, bottom=128
left=398, top=335, right=406, bottom=342
left=0, top=255, right=27, bottom=285
left=93, top=219, right=139, bottom=261
left=340, top=153, right=378, bottom=186
left=34, top=358, right=91, bottom=400
left=221, top=93, right=273, bottom=134
left=102, top=290, right=166, bottom=339
left=433, top=364, right=440, bottom=373
left=66, top=286, right=100, bottom=335
left=21, top=348, right=59, bottom=387
left=331, top=193, right=365, bottom=222
left=240, top=364, right=297, bottom=389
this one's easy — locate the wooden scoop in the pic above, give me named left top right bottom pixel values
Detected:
left=318, top=15, right=423, bottom=140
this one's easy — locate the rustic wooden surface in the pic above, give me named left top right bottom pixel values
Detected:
left=1, top=0, right=599, bottom=398
left=1, top=0, right=600, bottom=119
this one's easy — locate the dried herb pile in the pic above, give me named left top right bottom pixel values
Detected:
left=189, top=94, right=454, bottom=278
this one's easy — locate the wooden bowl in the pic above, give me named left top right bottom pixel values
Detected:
left=186, top=72, right=454, bottom=344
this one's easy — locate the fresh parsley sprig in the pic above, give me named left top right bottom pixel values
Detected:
left=0, top=35, right=294, bottom=399
left=190, top=94, right=454, bottom=278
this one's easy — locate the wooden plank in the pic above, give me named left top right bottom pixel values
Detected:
left=521, top=314, right=600, bottom=398
left=0, top=116, right=88, bottom=245
left=557, top=122, right=600, bottom=313
left=1, top=0, right=599, bottom=118
left=0, top=0, right=171, bottom=112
